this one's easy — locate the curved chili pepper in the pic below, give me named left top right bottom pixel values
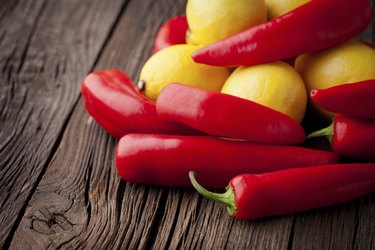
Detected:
left=192, top=0, right=372, bottom=66
left=361, top=41, right=375, bottom=49
left=156, top=83, right=305, bottom=145
left=116, top=134, right=338, bottom=188
left=190, top=163, right=375, bottom=220
left=308, top=115, right=375, bottom=161
left=152, top=15, right=188, bottom=54
left=311, top=79, right=375, bottom=120
left=81, top=70, right=198, bottom=138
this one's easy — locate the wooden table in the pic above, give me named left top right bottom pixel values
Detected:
left=1, top=0, right=374, bottom=249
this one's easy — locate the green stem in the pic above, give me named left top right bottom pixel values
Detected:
left=189, top=171, right=236, bottom=216
left=306, top=121, right=334, bottom=144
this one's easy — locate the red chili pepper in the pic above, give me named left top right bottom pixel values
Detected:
left=361, top=41, right=375, bottom=49
left=311, top=79, right=375, bottom=120
left=116, top=134, right=338, bottom=188
left=192, top=0, right=372, bottom=66
left=156, top=83, right=305, bottom=145
left=152, top=15, right=188, bottom=54
left=81, top=70, right=198, bottom=138
left=189, top=163, right=375, bottom=220
left=308, top=115, right=375, bottom=161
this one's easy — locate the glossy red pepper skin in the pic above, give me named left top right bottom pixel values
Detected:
left=192, top=0, right=372, bottom=66
left=81, top=70, right=198, bottom=138
left=311, top=79, right=375, bottom=120
left=332, top=116, right=375, bottom=161
left=152, top=16, right=188, bottom=54
left=156, top=83, right=305, bottom=145
left=116, top=134, right=338, bottom=188
left=230, top=164, right=375, bottom=220
left=191, top=164, right=375, bottom=220
left=308, top=115, right=375, bottom=161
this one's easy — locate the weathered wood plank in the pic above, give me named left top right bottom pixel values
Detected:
left=12, top=101, right=163, bottom=249
left=149, top=189, right=293, bottom=250
left=0, top=0, right=127, bottom=246
left=290, top=194, right=373, bottom=250
left=10, top=0, right=186, bottom=248
left=291, top=201, right=359, bottom=250
left=354, top=195, right=375, bottom=250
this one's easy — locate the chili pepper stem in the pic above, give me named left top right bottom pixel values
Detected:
left=307, top=121, right=334, bottom=144
left=189, top=171, right=236, bottom=215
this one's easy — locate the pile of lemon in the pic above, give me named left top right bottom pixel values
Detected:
left=139, top=0, right=375, bottom=123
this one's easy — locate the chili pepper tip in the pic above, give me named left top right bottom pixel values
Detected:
left=189, top=171, right=236, bottom=215
left=310, top=89, right=318, bottom=97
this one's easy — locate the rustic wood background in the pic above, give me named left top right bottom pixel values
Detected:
left=0, top=0, right=374, bottom=249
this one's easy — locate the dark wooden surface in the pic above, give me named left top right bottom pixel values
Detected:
left=0, top=0, right=374, bottom=249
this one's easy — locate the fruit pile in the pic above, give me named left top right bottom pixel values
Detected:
left=81, top=0, right=375, bottom=220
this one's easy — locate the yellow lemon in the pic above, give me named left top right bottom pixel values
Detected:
left=186, top=29, right=200, bottom=46
left=186, top=0, right=267, bottom=46
left=221, top=61, right=307, bottom=123
left=139, top=45, right=230, bottom=100
left=295, top=40, right=375, bottom=119
left=266, top=0, right=310, bottom=19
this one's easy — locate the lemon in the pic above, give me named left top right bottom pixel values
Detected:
left=186, top=0, right=267, bottom=46
left=221, top=61, right=307, bottom=123
left=186, top=29, right=200, bottom=46
left=139, top=45, right=230, bottom=100
left=295, top=40, right=375, bottom=119
left=265, top=0, right=310, bottom=19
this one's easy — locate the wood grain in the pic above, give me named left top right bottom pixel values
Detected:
left=10, top=0, right=187, bottom=248
left=1, top=0, right=375, bottom=249
left=0, top=0, right=127, bottom=246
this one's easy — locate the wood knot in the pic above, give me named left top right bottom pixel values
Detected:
left=31, top=207, right=74, bottom=235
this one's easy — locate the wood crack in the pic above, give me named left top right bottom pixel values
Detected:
left=115, top=180, right=126, bottom=225
left=84, top=152, right=93, bottom=227
left=165, top=190, right=184, bottom=249
left=143, top=189, right=169, bottom=249
left=2, top=45, right=17, bottom=74
left=222, top=217, right=235, bottom=249
left=350, top=204, right=361, bottom=250
left=287, top=216, right=296, bottom=250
